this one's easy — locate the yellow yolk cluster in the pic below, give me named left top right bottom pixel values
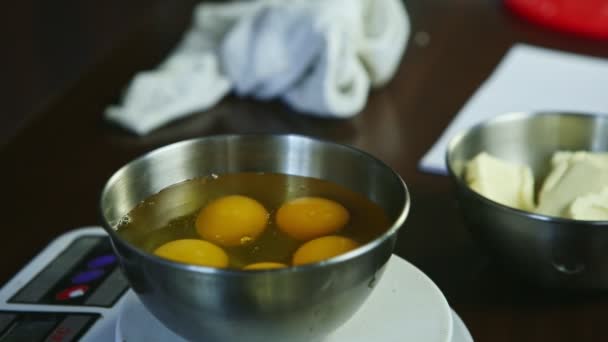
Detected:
left=154, top=194, right=358, bottom=269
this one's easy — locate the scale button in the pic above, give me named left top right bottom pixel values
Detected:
left=44, top=314, right=97, bottom=342
left=87, top=254, right=117, bottom=268
left=71, top=269, right=105, bottom=284
left=55, top=285, right=89, bottom=301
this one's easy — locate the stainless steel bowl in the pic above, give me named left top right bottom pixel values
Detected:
left=446, top=112, right=608, bottom=289
left=100, top=134, right=410, bottom=341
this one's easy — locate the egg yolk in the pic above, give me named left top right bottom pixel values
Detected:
left=196, top=195, right=269, bottom=247
left=276, top=197, right=350, bottom=241
left=243, top=262, right=288, bottom=270
left=154, top=239, right=229, bottom=268
left=292, top=235, right=359, bottom=266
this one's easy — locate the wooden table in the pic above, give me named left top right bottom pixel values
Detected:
left=3, top=1, right=608, bottom=341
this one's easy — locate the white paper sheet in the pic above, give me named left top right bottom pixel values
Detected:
left=419, top=43, right=608, bottom=174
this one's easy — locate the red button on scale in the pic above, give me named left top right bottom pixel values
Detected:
left=505, top=0, right=608, bottom=40
left=48, top=326, right=72, bottom=342
left=55, top=285, right=89, bottom=301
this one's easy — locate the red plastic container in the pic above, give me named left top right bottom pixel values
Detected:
left=505, top=0, right=608, bottom=40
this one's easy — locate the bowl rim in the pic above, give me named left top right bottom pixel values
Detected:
left=100, top=133, right=411, bottom=275
left=445, top=111, right=608, bottom=226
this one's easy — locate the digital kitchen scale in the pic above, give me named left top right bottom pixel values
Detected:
left=0, top=227, right=473, bottom=342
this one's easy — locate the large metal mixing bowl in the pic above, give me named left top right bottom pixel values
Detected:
left=446, top=112, right=608, bottom=289
left=100, top=134, right=410, bottom=341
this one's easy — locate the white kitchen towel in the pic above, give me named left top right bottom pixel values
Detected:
left=419, top=44, right=608, bottom=175
left=106, top=0, right=410, bottom=135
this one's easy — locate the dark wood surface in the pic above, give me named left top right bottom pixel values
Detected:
left=3, top=0, right=608, bottom=341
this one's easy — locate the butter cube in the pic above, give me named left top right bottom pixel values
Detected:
left=465, top=152, right=535, bottom=211
left=569, top=186, right=608, bottom=221
left=536, top=152, right=608, bottom=218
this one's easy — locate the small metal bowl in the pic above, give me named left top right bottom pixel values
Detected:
left=100, top=134, right=410, bottom=341
left=446, top=112, right=608, bottom=289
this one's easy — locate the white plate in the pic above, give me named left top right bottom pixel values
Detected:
left=117, top=255, right=467, bottom=342
left=451, top=310, right=474, bottom=342
left=326, top=254, right=453, bottom=342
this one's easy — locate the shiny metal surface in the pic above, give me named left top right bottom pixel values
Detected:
left=100, top=134, right=410, bottom=341
left=446, top=112, right=608, bottom=289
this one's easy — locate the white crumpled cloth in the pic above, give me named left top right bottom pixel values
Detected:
left=106, top=0, right=410, bottom=135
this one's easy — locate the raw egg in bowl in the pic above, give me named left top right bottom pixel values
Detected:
left=100, top=134, right=410, bottom=342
